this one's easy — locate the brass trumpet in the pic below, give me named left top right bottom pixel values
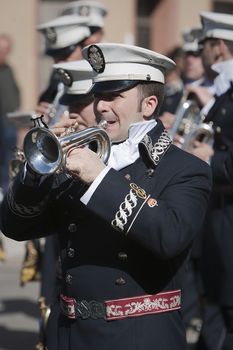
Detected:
left=23, top=119, right=111, bottom=175
left=169, top=93, right=214, bottom=151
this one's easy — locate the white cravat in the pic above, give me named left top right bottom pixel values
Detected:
left=212, top=59, right=233, bottom=97
left=107, top=119, right=156, bottom=170
left=201, top=59, right=233, bottom=116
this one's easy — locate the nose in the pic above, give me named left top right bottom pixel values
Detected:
left=96, top=98, right=110, bottom=114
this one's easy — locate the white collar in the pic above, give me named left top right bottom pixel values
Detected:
left=212, top=59, right=233, bottom=96
left=107, top=119, right=156, bottom=170
left=127, top=119, right=156, bottom=142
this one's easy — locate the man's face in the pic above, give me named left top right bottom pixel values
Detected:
left=201, top=39, right=221, bottom=69
left=69, top=98, right=96, bottom=130
left=184, top=52, right=204, bottom=81
left=94, top=86, right=144, bottom=143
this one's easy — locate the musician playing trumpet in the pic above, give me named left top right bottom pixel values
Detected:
left=187, top=12, right=233, bottom=350
left=0, top=42, right=213, bottom=350
left=159, top=27, right=216, bottom=164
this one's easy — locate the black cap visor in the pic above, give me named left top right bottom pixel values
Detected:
left=59, top=93, right=94, bottom=106
left=46, top=46, right=75, bottom=61
left=45, top=40, right=84, bottom=61
left=91, top=80, right=140, bottom=94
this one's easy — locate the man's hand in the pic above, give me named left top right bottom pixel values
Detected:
left=65, top=147, right=106, bottom=184
left=185, top=85, right=213, bottom=108
left=173, top=134, right=184, bottom=148
left=51, top=118, right=79, bottom=137
left=35, top=102, right=54, bottom=123
left=189, top=141, right=214, bottom=163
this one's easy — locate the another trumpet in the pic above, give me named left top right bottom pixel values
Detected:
left=23, top=119, right=111, bottom=175
left=169, top=93, right=214, bottom=151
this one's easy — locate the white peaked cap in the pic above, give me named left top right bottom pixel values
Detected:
left=61, top=1, right=108, bottom=28
left=200, top=11, right=233, bottom=42
left=182, top=27, right=203, bottom=52
left=61, top=1, right=108, bottom=17
left=82, top=43, right=176, bottom=88
left=53, top=59, right=95, bottom=96
left=37, top=15, right=91, bottom=49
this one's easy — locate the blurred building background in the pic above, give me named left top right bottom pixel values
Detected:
left=0, top=0, right=233, bottom=114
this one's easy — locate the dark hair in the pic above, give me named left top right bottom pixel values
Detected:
left=136, top=81, right=165, bottom=117
left=89, top=26, right=102, bottom=34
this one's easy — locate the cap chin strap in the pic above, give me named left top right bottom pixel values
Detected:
left=111, top=138, right=127, bottom=145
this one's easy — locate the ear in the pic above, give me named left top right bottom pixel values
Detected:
left=142, top=95, right=158, bottom=120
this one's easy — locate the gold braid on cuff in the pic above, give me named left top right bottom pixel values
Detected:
left=7, top=188, right=49, bottom=218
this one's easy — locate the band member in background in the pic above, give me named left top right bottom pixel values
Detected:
left=19, top=11, right=94, bottom=287
left=37, top=1, right=108, bottom=121
left=159, top=26, right=214, bottom=133
left=185, top=12, right=233, bottom=350
left=1, top=42, right=212, bottom=350
left=60, top=0, right=108, bottom=46
left=34, top=58, right=97, bottom=350
left=168, top=26, right=215, bottom=347
left=36, top=14, right=92, bottom=121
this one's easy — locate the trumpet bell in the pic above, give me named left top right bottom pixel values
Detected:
left=24, top=128, right=63, bottom=174
left=169, top=95, right=214, bottom=152
left=23, top=126, right=111, bottom=175
left=170, top=99, right=200, bottom=139
left=183, top=122, right=214, bottom=151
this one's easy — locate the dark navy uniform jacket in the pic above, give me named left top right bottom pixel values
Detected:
left=201, top=84, right=233, bottom=310
left=1, top=120, right=212, bottom=350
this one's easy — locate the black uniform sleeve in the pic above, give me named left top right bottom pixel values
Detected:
left=0, top=168, right=55, bottom=241
left=86, top=156, right=212, bottom=260
left=224, top=145, right=233, bottom=184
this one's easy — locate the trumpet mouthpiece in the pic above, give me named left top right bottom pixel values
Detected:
left=98, top=120, right=107, bottom=130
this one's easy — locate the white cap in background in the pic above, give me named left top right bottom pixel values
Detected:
left=200, top=11, right=233, bottom=42
left=61, top=1, right=108, bottom=28
left=53, top=59, right=95, bottom=105
left=37, top=15, right=91, bottom=51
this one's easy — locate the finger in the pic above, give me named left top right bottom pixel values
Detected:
left=52, top=127, right=67, bottom=137
left=35, top=106, right=48, bottom=114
